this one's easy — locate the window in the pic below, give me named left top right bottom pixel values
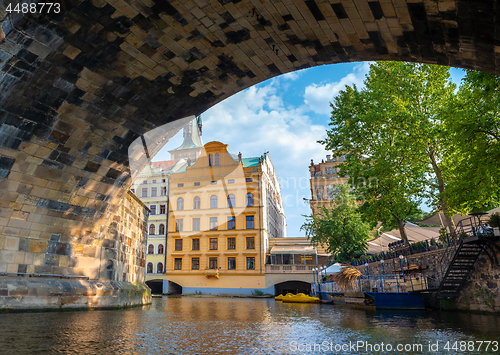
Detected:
left=150, top=205, right=156, bottom=215
left=142, top=180, right=147, bottom=184
left=228, top=179, right=234, bottom=184
left=246, top=257, right=255, bottom=270
left=162, top=178, right=166, bottom=183
left=158, top=244, right=164, bottom=254
left=175, top=239, right=183, bottom=251
left=152, top=179, right=156, bottom=183
left=209, top=154, right=213, bottom=166
left=160, top=205, right=166, bottom=214
left=210, top=217, right=218, bottom=231
left=228, top=257, right=236, bottom=270
left=131, top=188, right=135, bottom=193
left=147, top=262, right=153, bottom=273
left=176, top=219, right=183, bottom=232
left=142, top=188, right=148, bottom=197
left=209, top=257, right=217, bottom=269
left=194, top=182, right=200, bottom=186
left=174, top=258, right=182, bottom=270
left=209, top=238, right=218, bottom=250
left=227, top=216, right=235, bottom=230
left=227, top=237, right=236, bottom=250
left=210, top=195, right=217, bottom=209
left=177, top=183, right=184, bottom=187
left=192, top=238, right=200, bottom=251
left=148, top=244, right=154, bottom=254
left=246, top=178, right=253, bottom=182
left=151, top=187, right=157, bottom=197
left=192, top=218, right=200, bottom=231
left=177, top=197, right=184, bottom=210
left=192, top=257, right=199, bottom=270
left=211, top=181, right=217, bottom=185
left=149, top=224, right=155, bottom=235
left=227, top=194, right=235, bottom=208
left=316, top=188, right=323, bottom=201
left=161, top=187, right=167, bottom=196
left=159, top=224, right=165, bottom=234
left=246, top=216, right=254, bottom=229
left=246, top=193, right=254, bottom=207
left=157, top=262, right=164, bottom=273
left=215, top=153, right=219, bottom=165
left=193, top=196, right=200, bottom=209
left=246, top=237, right=255, bottom=249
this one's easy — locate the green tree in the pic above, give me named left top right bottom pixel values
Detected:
left=321, top=62, right=457, bottom=236
left=443, top=71, right=500, bottom=212
left=301, top=184, right=370, bottom=262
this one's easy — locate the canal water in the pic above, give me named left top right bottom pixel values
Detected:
left=2, top=297, right=500, bottom=354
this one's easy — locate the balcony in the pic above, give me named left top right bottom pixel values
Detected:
left=265, top=264, right=323, bottom=274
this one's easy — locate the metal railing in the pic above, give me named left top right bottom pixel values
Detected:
left=316, top=274, right=430, bottom=294
left=265, top=264, right=323, bottom=273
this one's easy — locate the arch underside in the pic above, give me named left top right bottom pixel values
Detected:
left=0, top=0, right=498, bottom=281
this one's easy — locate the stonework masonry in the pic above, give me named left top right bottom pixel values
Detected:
left=355, top=242, right=500, bottom=314
left=0, top=0, right=500, bottom=308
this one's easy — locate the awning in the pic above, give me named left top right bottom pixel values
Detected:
left=270, top=245, right=316, bottom=255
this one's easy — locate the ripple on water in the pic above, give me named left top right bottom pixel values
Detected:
left=1, top=297, right=500, bottom=354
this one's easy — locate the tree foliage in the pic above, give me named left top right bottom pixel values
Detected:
left=321, top=62, right=458, bottom=236
left=442, top=70, right=500, bottom=212
left=301, top=184, right=370, bottom=262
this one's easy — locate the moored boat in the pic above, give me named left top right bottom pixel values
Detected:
left=281, top=293, right=320, bottom=303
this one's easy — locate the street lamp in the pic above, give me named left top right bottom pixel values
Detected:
left=380, top=259, right=385, bottom=292
left=399, top=255, right=405, bottom=282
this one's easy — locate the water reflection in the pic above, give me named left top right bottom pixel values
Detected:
left=1, top=298, right=500, bottom=354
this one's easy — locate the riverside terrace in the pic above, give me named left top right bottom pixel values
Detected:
left=1, top=0, right=500, bottom=309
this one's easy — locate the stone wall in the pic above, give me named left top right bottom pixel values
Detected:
left=355, top=243, right=500, bottom=314
left=0, top=190, right=151, bottom=310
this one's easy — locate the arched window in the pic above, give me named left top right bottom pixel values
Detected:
left=210, top=195, right=218, bottom=209
left=246, top=193, right=254, bottom=207
left=149, top=224, right=155, bottom=235
left=317, top=188, right=323, bottom=201
left=227, top=194, right=235, bottom=208
left=209, top=154, right=213, bottom=166
left=159, top=224, right=165, bottom=235
left=158, top=244, right=164, bottom=254
left=148, top=244, right=154, bottom=254
left=193, top=196, right=201, bottom=209
left=215, top=153, right=219, bottom=165
left=177, top=197, right=184, bottom=210
left=157, top=262, right=163, bottom=273
left=147, top=262, right=153, bottom=273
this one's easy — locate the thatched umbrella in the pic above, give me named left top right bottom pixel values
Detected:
left=331, top=264, right=362, bottom=291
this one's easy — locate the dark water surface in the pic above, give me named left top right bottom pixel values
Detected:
left=1, top=297, right=500, bottom=354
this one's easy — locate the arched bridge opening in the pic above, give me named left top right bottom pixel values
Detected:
left=274, top=281, right=311, bottom=296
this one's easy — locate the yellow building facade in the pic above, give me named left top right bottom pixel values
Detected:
left=151, top=141, right=286, bottom=295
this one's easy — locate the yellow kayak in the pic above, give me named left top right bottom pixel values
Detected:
left=281, top=293, right=320, bottom=303
left=275, top=293, right=294, bottom=301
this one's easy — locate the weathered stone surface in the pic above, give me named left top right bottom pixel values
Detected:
left=0, top=276, right=151, bottom=310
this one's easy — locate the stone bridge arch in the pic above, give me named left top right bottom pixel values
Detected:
left=0, top=0, right=498, bottom=308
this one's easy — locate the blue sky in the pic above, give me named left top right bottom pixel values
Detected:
left=154, top=62, right=466, bottom=237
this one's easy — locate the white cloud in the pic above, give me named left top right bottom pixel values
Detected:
left=303, top=62, right=371, bottom=114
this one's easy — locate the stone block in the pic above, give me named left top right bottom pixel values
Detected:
left=0, top=250, right=15, bottom=264
left=4, top=236, right=19, bottom=251
left=29, top=240, right=48, bottom=254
